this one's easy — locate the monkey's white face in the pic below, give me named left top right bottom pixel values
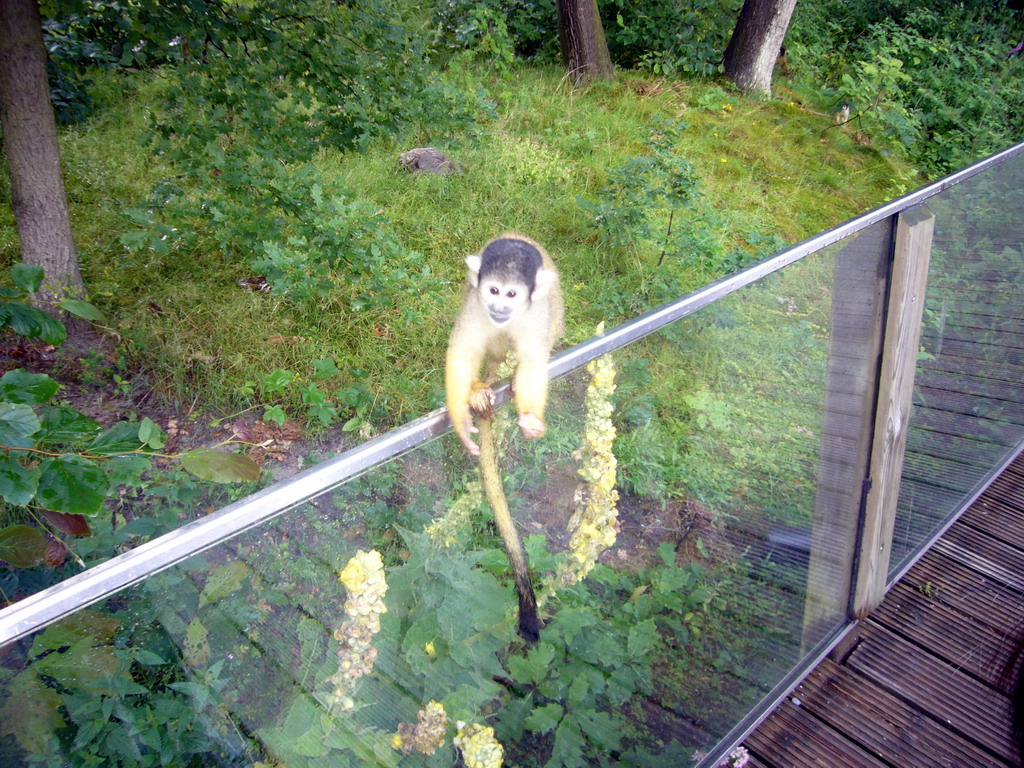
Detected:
left=478, top=278, right=531, bottom=326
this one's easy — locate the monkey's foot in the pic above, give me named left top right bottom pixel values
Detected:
left=468, top=381, right=496, bottom=420
left=518, top=412, right=546, bottom=440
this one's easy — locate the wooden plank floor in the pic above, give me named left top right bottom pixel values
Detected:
left=744, top=450, right=1024, bottom=768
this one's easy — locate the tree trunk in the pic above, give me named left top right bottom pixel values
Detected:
left=0, top=0, right=86, bottom=309
left=722, top=0, right=797, bottom=97
left=556, top=0, right=614, bottom=87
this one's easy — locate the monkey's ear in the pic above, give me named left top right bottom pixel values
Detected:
left=465, top=255, right=482, bottom=287
left=531, top=268, right=556, bottom=300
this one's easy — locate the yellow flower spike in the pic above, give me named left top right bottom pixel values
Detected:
left=562, top=344, right=619, bottom=587
left=426, top=480, right=484, bottom=548
left=396, top=700, right=449, bottom=755
left=325, top=549, right=388, bottom=715
left=455, top=722, right=504, bottom=768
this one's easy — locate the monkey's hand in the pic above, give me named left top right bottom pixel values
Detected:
left=517, top=412, right=546, bottom=441
left=457, top=417, right=481, bottom=456
left=452, top=383, right=499, bottom=455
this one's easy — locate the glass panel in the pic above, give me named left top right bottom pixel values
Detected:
left=0, top=228, right=887, bottom=767
left=890, top=151, right=1024, bottom=574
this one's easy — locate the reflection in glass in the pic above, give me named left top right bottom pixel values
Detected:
left=891, top=152, right=1024, bottom=574
left=1, top=236, right=883, bottom=767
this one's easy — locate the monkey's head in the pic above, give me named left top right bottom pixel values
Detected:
left=467, top=237, right=556, bottom=327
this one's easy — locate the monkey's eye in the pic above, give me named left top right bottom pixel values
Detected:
left=489, top=286, right=500, bottom=296
left=506, top=290, right=517, bottom=299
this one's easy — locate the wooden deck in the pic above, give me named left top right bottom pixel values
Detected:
left=743, top=450, right=1024, bottom=768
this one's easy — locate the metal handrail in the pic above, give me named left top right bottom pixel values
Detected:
left=2, top=140, right=1022, bottom=647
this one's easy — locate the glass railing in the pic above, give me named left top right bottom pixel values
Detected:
left=2, top=142, right=1022, bottom=768
left=888, top=149, right=1024, bottom=577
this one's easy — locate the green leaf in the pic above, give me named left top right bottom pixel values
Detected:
left=0, top=296, right=64, bottom=346
left=525, top=702, right=563, bottom=734
left=0, top=454, right=40, bottom=506
left=138, top=417, right=167, bottom=450
left=547, top=718, right=585, bottom=768
left=262, top=369, right=295, bottom=394
left=300, top=383, right=328, bottom=406
left=133, top=649, right=167, bottom=666
left=311, top=357, right=340, bottom=378
left=38, top=406, right=102, bottom=444
left=576, top=709, right=622, bottom=752
left=263, top=404, right=287, bottom=426
left=506, top=642, right=557, bottom=687
left=278, top=697, right=330, bottom=758
left=182, top=619, right=210, bottom=668
left=103, top=455, right=152, bottom=489
left=11, top=264, right=43, bottom=293
left=627, top=618, right=659, bottom=660
left=307, top=401, right=338, bottom=427
left=2, top=301, right=44, bottom=339
left=180, top=449, right=261, bottom=483
left=88, top=422, right=144, bottom=455
left=0, top=670, right=65, bottom=753
left=689, top=584, right=712, bottom=604
left=0, top=402, right=41, bottom=448
left=199, top=561, right=251, bottom=607
left=548, top=606, right=598, bottom=647
left=36, top=455, right=108, bottom=516
left=32, top=637, right=127, bottom=696
left=657, top=540, right=676, bottom=567
left=0, top=525, right=48, bottom=568
left=36, top=312, right=67, bottom=346
left=0, top=370, right=58, bottom=405
left=297, top=616, right=324, bottom=660
left=567, top=673, right=590, bottom=707
left=574, top=627, right=625, bottom=669
left=58, top=299, right=104, bottom=322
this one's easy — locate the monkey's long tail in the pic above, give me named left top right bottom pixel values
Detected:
left=477, top=418, right=541, bottom=644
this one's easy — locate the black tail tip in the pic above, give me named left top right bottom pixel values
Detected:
left=518, top=616, right=541, bottom=644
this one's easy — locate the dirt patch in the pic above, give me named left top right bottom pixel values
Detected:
left=513, top=447, right=727, bottom=572
left=0, top=334, right=332, bottom=486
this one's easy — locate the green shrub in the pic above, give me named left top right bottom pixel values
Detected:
left=601, top=0, right=740, bottom=76
left=434, top=0, right=559, bottom=62
left=788, top=0, right=1024, bottom=173
left=120, top=0, right=479, bottom=301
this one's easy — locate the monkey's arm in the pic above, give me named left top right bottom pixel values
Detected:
left=513, top=350, right=551, bottom=441
left=446, top=339, right=487, bottom=455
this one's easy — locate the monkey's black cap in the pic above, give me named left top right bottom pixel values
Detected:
left=480, top=238, right=543, bottom=291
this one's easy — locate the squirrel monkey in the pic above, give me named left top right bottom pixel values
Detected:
left=446, top=233, right=564, bottom=456
left=445, top=233, right=562, bottom=641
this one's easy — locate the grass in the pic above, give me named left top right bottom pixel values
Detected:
left=0, top=63, right=919, bottom=434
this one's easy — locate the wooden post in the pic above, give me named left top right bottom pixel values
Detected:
left=853, top=207, right=934, bottom=617
left=802, top=220, right=891, bottom=649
